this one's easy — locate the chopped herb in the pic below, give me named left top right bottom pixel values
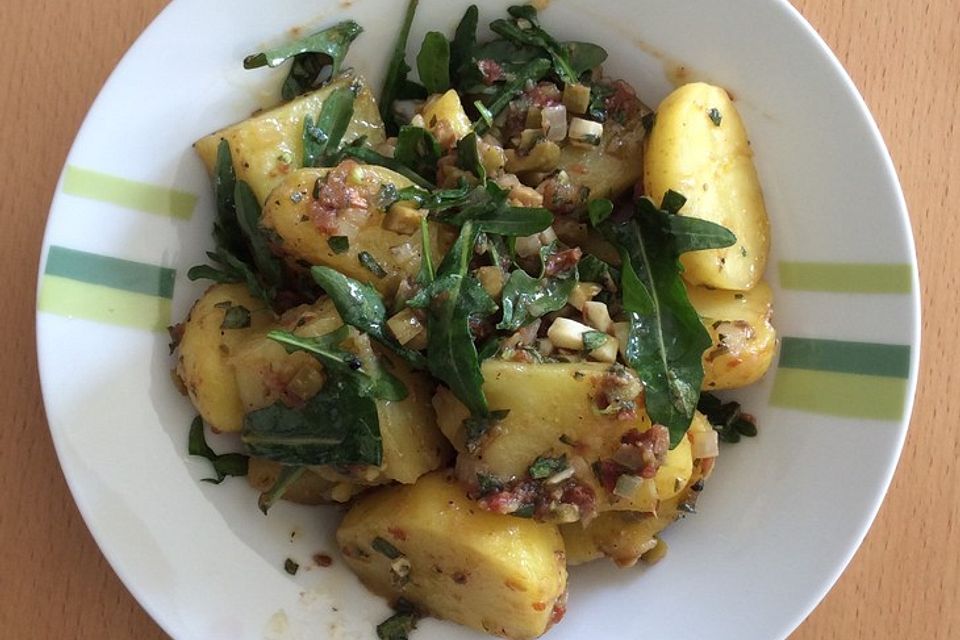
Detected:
left=284, top=558, right=300, bottom=575
left=474, top=100, right=494, bottom=125
left=359, top=251, right=388, bottom=278
left=464, top=409, right=510, bottom=447
left=708, top=107, right=722, bottom=126
left=380, top=0, right=423, bottom=135
left=698, top=392, right=758, bottom=442
left=311, top=266, right=426, bottom=368
left=587, top=83, right=615, bottom=122
left=417, top=217, right=435, bottom=285
left=328, top=236, right=350, bottom=254
left=377, top=608, right=420, bottom=640
left=187, top=416, right=249, bottom=484
left=234, top=180, right=282, bottom=292
left=372, top=536, right=403, bottom=559
left=587, top=198, right=614, bottom=227
left=528, top=455, right=567, bottom=480
left=219, top=304, right=251, bottom=330
left=512, top=504, right=535, bottom=518
left=498, top=242, right=578, bottom=331
left=416, top=31, right=451, bottom=94
left=582, top=330, right=608, bottom=351
left=476, top=472, right=504, bottom=495
left=258, top=466, right=306, bottom=514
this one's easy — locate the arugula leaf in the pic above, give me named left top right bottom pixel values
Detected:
left=417, top=216, right=435, bottom=285
left=576, top=253, right=616, bottom=286
left=303, top=85, right=357, bottom=167
left=257, top=466, right=306, bottom=514
left=449, top=5, right=479, bottom=76
left=188, top=416, right=249, bottom=484
left=416, top=31, right=451, bottom=94
left=392, top=183, right=473, bottom=211
left=587, top=82, right=615, bottom=122
left=311, top=266, right=426, bottom=368
left=660, top=189, right=687, bottom=215
left=408, top=221, right=497, bottom=415
left=338, top=139, right=435, bottom=189
left=243, top=22, right=363, bottom=101
left=235, top=180, right=282, bottom=292
left=490, top=5, right=605, bottom=84
left=211, top=140, right=246, bottom=257
left=188, top=248, right=272, bottom=304
left=473, top=58, right=551, bottom=134
left=380, top=0, right=422, bottom=135
left=498, top=242, right=578, bottom=331
left=587, top=198, right=613, bottom=227
left=267, top=327, right=408, bottom=402
left=456, top=131, right=487, bottom=184
left=564, top=41, right=608, bottom=76
left=434, top=182, right=553, bottom=236
left=601, top=197, right=736, bottom=446
left=244, top=21, right=362, bottom=71
left=394, top=126, right=442, bottom=183
left=528, top=454, right=567, bottom=479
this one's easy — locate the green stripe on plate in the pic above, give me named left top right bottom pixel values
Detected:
left=779, top=337, right=910, bottom=378
left=45, top=246, right=175, bottom=299
left=38, top=275, right=172, bottom=331
left=779, top=261, right=912, bottom=293
left=770, top=368, right=907, bottom=420
left=62, top=165, right=197, bottom=219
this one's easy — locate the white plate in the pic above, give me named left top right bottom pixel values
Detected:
left=36, top=1, right=920, bottom=638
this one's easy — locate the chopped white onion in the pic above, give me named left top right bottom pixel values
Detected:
left=613, top=473, right=644, bottom=499
left=541, top=104, right=568, bottom=141
left=568, top=117, right=604, bottom=145
left=515, top=233, right=542, bottom=258
left=691, top=429, right=720, bottom=459
left=545, top=466, right=576, bottom=485
left=582, top=300, right=613, bottom=333
left=547, top=317, right=594, bottom=350
left=588, top=336, right=618, bottom=363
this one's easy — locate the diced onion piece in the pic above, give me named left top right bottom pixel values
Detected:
left=614, top=474, right=659, bottom=504
left=537, top=338, right=555, bottom=356
left=582, top=300, right=613, bottom=333
left=562, top=83, right=591, bottom=114
left=691, top=428, right=720, bottom=459
left=386, top=308, right=426, bottom=346
left=547, top=317, right=593, bottom=350
left=588, top=335, right=618, bottom=363
left=541, top=105, right=568, bottom=141
left=389, top=242, right=419, bottom=267
left=538, top=225, right=558, bottom=245
left=568, top=282, right=602, bottom=311
left=545, top=466, right=576, bottom=485
left=515, top=233, right=542, bottom=258
left=553, top=503, right=580, bottom=523
left=285, top=364, right=325, bottom=401
left=612, top=473, right=640, bottom=498
left=568, top=117, right=603, bottom=146
left=409, top=113, right=426, bottom=128
left=383, top=201, right=425, bottom=235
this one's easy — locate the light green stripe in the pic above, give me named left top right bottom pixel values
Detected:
left=779, top=262, right=912, bottom=293
left=62, top=165, right=197, bottom=219
left=38, top=275, right=171, bottom=331
left=770, top=368, right=906, bottom=420
left=779, top=337, right=910, bottom=378
left=45, top=246, right=175, bottom=299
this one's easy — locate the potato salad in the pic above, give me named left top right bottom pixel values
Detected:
left=171, top=3, right=775, bottom=638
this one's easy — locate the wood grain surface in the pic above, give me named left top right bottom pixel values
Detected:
left=1, top=1, right=956, bottom=638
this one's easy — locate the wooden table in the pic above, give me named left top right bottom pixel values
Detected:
left=2, top=1, right=956, bottom=638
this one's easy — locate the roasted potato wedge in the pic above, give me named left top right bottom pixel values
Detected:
left=337, top=471, right=567, bottom=640
left=644, top=82, right=769, bottom=290
left=194, top=74, right=384, bottom=204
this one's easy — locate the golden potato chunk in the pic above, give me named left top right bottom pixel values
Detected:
left=689, top=280, right=777, bottom=390
left=434, top=360, right=695, bottom=519
left=175, top=283, right=274, bottom=432
left=644, top=82, right=770, bottom=290
left=232, top=297, right=450, bottom=485
left=260, top=163, right=450, bottom=297
left=247, top=457, right=365, bottom=505
left=337, top=471, right=567, bottom=640
left=194, top=74, right=385, bottom=204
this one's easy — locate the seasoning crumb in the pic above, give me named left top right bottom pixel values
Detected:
left=284, top=558, right=300, bottom=575
left=314, top=553, right=333, bottom=567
